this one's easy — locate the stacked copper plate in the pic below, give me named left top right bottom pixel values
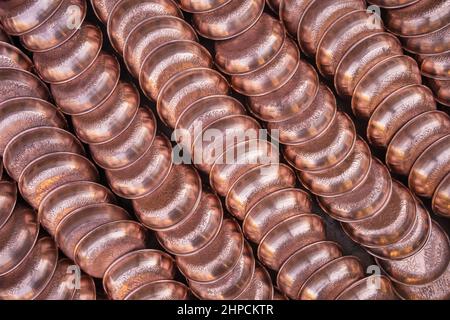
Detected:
left=371, top=0, right=449, bottom=106
left=0, top=13, right=187, bottom=300
left=0, top=0, right=271, bottom=300
left=0, top=39, right=96, bottom=300
left=189, top=0, right=450, bottom=299
left=90, top=0, right=403, bottom=300
left=366, top=0, right=450, bottom=218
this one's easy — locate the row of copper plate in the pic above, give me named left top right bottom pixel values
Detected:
left=0, top=37, right=95, bottom=300
left=0, top=9, right=188, bottom=300
left=0, top=0, right=277, bottom=300
left=91, top=0, right=403, bottom=300
left=371, top=0, right=449, bottom=105
left=188, top=0, right=450, bottom=300
left=368, top=0, right=450, bottom=218
left=89, top=0, right=278, bottom=300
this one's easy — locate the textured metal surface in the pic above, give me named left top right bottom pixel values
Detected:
left=192, top=0, right=449, bottom=300
left=1, top=0, right=448, bottom=301
left=0, top=14, right=183, bottom=300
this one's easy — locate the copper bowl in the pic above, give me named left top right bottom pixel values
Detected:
left=33, top=23, right=103, bottom=84
left=157, top=67, right=229, bottom=128
left=342, top=181, right=417, bottom=247
left=107, top=0, right=182, bottom=55
left=55, top=203, right=130, bottom=260
left=105, top=135, right=172, bottom=199
left=0, top=203, right=39, bottom=276
left=188, top=241, right=255, bottom=300
left=298, top=256, right=364, bottom=300
left=74, top=220, right=147, bottom=278
left=0, top=0, right=63, bottom=35
left=284, top=112, right=356, bottom=172
left=0, top=237, right=58, bottom=300
left=377, top=221, right=449, bottom=286
left=89, top=107, right=157, bottom=170
left=247, top=59, right=319, bottom=123
left=19, top=0, right=86, bottom=52
left=38, top=181, right=116, bottom=236
left=243, top=188, right=312, bottom=244
left=0, top=67, right=49, bottom=105
left=352, top=55, right=422, bottom=119
left=210, top=139, right=278, bottom=198
left=367, top=84, right=436, bottom=148
left=386, top=110, right=450, bottom=176
left=71, top=82, right=140, bottom=145
left=298, top=139, right=371, bottom=197
left=334, top=32, right=402, bottom=97
left=125, top=280, right=190, bottom=300
left=0, top=181, right=17, bottom=229
left=139, top=40, right=213, bottom=101
left=124, top=16, right=197, bottom=78
left=132, top=165, right=202, bottom=231
left=336, top=275, right=399, bottom=300
left=214, top=14, right=285, bottom=75
left=277, top=241, right=342, bottom=299
left=257, top=214, right=326, bottom=271
left=50, top=53, right=120, bottom=115
left=0, top=41, right=33, bottom=70
left=156, top=191, right=223, bottom=255
left=235, top=263, right=273, bottom=300
left=383, top=0, right=450, bottom=36
left=176, top=218, right=243, bottom=283
left=18, top=152, right=99, bottom=209
left=192, top=0, right=265, bottom=40
left=226, top=164, right=297, bottom=220
left=0, top=97, right=66, bottom=155
left=103, top=249, right=176, bottom=300
left=3, top=127, right=84, bottom=181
